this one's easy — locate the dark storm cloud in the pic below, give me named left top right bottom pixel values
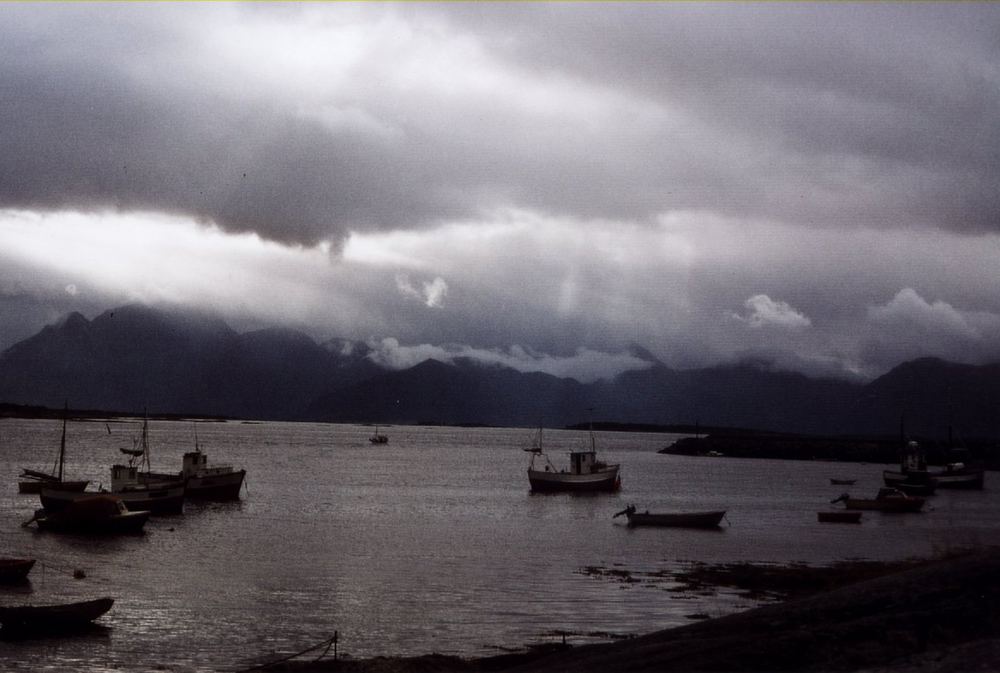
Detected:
left=2, top=3, right=998, bottom=248
left=442, top=3, right=1000, bottom=232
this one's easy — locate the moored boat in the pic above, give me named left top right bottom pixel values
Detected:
left=103, top=415, right=185, bottom=513
left=831, top=488, right=925, bottom=513
left=526, top=426, right=620, bottom=493
left=0, top=558, right=36, bottom=583
left=139, top=431, right=246, bottom=500
left=25, top=494, right=150, bottom=535
left=883, top=440, right=984, bottom=491
left=0, top=597, right=114, bottom=634
left=17, top=407, right=89, bottom=495
left=817, top=510, right=862, bottom=523
left=368, top=425, right=388, bottom=444
left=614, top=505, right=725, bottom=528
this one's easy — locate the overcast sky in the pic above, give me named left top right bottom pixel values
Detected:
left=2, top=3, right=999, bottom=382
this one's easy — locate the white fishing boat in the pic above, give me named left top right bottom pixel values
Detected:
left=139, top=426, right=246, bottom=500
left=103, top=415, right=185, bottom=514
left=526, top=425, right=621, bottom=493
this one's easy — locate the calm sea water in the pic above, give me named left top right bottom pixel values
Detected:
left=1, top=418, right=998, bottom=672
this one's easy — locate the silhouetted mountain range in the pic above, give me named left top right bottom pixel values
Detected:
left=2, top=304, right=998, bottom=439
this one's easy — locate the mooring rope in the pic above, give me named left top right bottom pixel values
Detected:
left=234, top=632, right=338, bottom=672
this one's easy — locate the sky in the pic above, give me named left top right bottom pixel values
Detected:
left=2, top=3, right=999, bottom=383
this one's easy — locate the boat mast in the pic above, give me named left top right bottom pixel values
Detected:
left=140, top=411, right=151, bottom=474
left=58, top=402, right=67, bottom=482
left=588, top=408, right=595, bottom=452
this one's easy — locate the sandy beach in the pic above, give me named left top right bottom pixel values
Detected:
left=261, top=548, right=1000, bottom=673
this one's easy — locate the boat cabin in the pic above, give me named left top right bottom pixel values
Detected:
left=570, top=450, right=603, bottom=475
left=111, top=464, right=141, bottom=491
left=182, top=450, right=236, bottom=478
left=902, top=441, right=926, bottom=472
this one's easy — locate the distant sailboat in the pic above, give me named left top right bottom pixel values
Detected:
left=369, top=425, right=388, bottom=444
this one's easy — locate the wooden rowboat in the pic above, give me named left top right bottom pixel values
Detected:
left=817, top=511, right=862, bottom=523
left=0, top=597, right=113, bottom=634
left=614, top=505, right=726, bottom=529
left=0, top=558, right=36, bottom=583
left=831, top=489, right=925, bottom=513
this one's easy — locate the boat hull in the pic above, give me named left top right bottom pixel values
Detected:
left=186, top=469, right=245, bottom=500
left=884, top=467, right=984, bottom=490
left=36, top=510, right=149, bottom=535
left=41, top=484, right=185, bottom=516
left=528, top=466, right=620, bottom=493
left=141, top=469, right=245, bottom=500
left=817, top=511, right=862, bottom=523
left=626, top=510, right=725, bottom=528
left=0, top=597, right=113, bottom=634
left=18, top=479, right=89, bottom=495
left=841, top=497, right=924, bottom=513
left=0, top=559, right=36, bottom=582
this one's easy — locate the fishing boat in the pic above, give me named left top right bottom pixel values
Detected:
left=0, top=597, right=113, bottom=634
left=137, top=427, right=246, bottom=500
left=17, top=407, right=89, bottom=495
left=831, top=488, right=925, bottom=513
left=369, top=426, right=388, bottom=444
left=104, top=415, right=185, bottom=513
left=0, top=558, right=36, bottom=583
left=883, top=440, right=984, bottom=491
left=526, top=425, right=621, bottom=493
left=24, top=494, right=150, bottom=535
left=817, top=510, right=863, bottom=523
left=613, top=505, right=725, bottom=528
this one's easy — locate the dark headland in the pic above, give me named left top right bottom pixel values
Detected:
left=256, top=549, right=1000, bottom=673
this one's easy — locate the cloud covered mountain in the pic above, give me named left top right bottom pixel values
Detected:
left=2, top=305, right=998, bottom=439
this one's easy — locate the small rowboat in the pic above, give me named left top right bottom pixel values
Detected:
left=614, top=505, right=726, bottom=529
left=817, top=511, right=862, bottom=523
left=0, top=597, right=114, bottom=634
left=831, top=489, right=925, bottom=513
left=0, top=558, right=36, bottom=583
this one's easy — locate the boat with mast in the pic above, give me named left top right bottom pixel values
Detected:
left=139, top=425, right=246, bottom=500
left=526, top=417, right=621, bottom=493
left=17, top=405, right=89, bottom=495
left=42, top=414, right=185, bottom=515
left=369, top=425, right=388, bottom=444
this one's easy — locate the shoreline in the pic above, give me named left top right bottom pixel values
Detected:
left=257, top=548, right=1000, bottom=672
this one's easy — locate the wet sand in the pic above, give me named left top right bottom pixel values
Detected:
left=260, top=548, right=1000, bottom=672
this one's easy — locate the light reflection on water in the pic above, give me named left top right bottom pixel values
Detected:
left=0, top=418, right=998, bottom=671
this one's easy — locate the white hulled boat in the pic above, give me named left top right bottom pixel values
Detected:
left=526, top=425, right=621, bottom=493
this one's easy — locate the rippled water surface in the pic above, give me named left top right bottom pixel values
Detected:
left=1, top=418, right=998, bottom=671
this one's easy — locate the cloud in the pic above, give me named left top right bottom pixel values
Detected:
left=396, top=274, right=448, bottom=308
left=0, top=3, right=997, bottom=251
left=731, top=294, right=812, bottom=330
left=868, top=288, right=978, bottom=339
left=366, top=338, right=653, bottom=383
left=862, top=288, right=1000, bottom=366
